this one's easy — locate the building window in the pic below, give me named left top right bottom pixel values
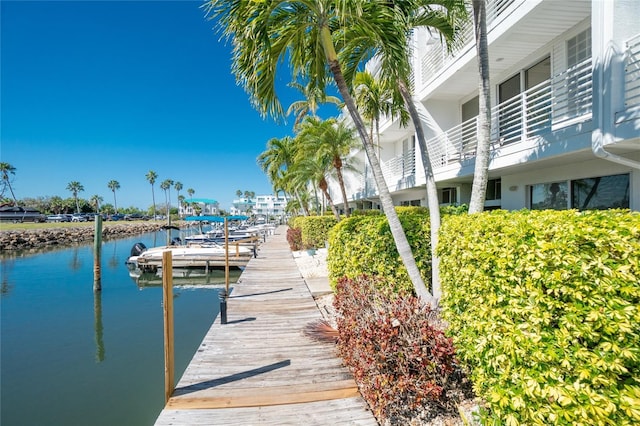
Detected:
left=441, top=187, right=458, bottom=204
left=400, top=199, right=421, bottom=207
left=486, top=178, right=502, bottom=201
left=530, top=181, right=568, bottom=210
left=571, top=173, right=630, bottom=210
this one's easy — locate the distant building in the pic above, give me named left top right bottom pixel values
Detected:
left=230, top=194, right=288, bottom=219
left=180, top=198, right=219, bottom=217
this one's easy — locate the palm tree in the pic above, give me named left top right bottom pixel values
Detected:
left=160, top=179, right=173, bottom=219
left=145, top=170, right=158, bottom=220
left=339, top=0, right=466, bottom=302
left=187, top=188, right=195, bottom=198
left=235, top=189, right=242, bottom=198
left=297, top=116, right=360, bottom=217
left=174, top=181, right=183, bottom=216
left=90, top=194, right=103, bottom=213
left=0, top=162, right=18, bottom=205
left=66, top=181, right=84, bottom=213
left=207, top=0, right=435, bottom=303
left=468, top=0, right=492, bottom=214
left=107, top=180, right=120, bottom=213
left=287, top=80, right=342, bottom=128
left=353, top=71, right=408, bottom=157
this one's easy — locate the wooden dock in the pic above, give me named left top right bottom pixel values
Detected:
left=154, top=226, right=377, bottom=425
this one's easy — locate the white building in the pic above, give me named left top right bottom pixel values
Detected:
left=230, top=194, right=289, bottom=219
left=333, top=0, right=639, bottom=213
left=180, top=198, right=220, bottom=217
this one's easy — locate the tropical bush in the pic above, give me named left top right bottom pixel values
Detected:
left=299, top=215, right=337, bottom=249
left=286, top=226, right=303, bottom=251
left=327, top=206, right=432, bottom=294
left=438, top=209, right=640, bottom=425
left=334, top=274, right=473, bottom=423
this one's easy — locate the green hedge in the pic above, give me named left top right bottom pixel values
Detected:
left=288, top=215, right=338, bottom=249
left=438, top=209, right=640, bottom=425
left=327, top=207, right=433, bottom=294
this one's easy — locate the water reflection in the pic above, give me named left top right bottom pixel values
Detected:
left=94, top=290, right=105, bottom=363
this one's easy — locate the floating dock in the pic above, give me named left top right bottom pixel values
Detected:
left=154, top=226, right=377, bottom=425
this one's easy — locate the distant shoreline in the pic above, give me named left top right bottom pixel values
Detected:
left=0, top=222, right=169, bottom=251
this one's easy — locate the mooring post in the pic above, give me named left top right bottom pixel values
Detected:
left=162, top=250, right=175, bottom=403
left=219, top=288, right=227, bottom=324
left=93, top=215, right=103, bottom=291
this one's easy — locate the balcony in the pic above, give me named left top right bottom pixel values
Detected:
left=351, top=150, right=416, bottom=200
left=427, top=57, right=593, bottom=168
left=626, top=33, right=640, bottom=109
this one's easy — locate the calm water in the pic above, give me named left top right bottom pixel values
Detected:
left=1, top=231, right=228, bottom=426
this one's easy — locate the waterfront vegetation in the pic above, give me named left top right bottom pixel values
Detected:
left=290, top=208, right=640, bottom=425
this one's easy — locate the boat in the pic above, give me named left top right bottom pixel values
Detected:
left=126, top=241, right=254, bottom=272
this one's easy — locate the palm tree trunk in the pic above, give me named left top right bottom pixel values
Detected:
left=320, top=26, right=434, bottom=306
left=320, top=178, right=341, bottom=221
left=469, top=0, right=492, bottom=214
left=151, top=186, right=156, bottom=219
left=397, top=79, right=442, bottom=303
left=334, top=163, right=350, bottom=218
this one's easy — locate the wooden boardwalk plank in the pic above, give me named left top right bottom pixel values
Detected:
left=154, top=226, right=377, bottom=425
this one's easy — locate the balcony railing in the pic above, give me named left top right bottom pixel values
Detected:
left=420, top=0, right=517, bottom=86
left=427, top=58, right=593, bottom=167
left=626, top=33, right=640, bottom=108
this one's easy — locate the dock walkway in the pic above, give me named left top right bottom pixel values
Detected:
left=154, top=226, right=377, bottom=425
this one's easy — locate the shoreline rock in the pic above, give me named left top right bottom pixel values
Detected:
left=0, top=223, right=168, bottom=251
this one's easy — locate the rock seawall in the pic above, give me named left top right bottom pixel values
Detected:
left=0, top=223, right=168, bottom=251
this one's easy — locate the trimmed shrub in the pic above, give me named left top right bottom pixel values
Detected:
left=299, top=215, right=337, bottom=249
left=438, top=209, right=640, bottom=425
left=334, top=275, right=473, bottom=423
left=327, top=206, right=432, bottom=294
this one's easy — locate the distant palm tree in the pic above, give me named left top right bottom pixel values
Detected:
left=66, top=181, right=84, bottom=213
left=90, top=194, right=103, bottom=213
left=107, top=180, right=120, bottom=213
left=236, top=189, right=242, bottom=198
left=145, top=170, right=158, bottom=220
left=298, top=116, right=360, bottom=218
left=160, top=179, right=173, bottom=219
left=286, top=80, right=342, bottom=128
left=187, top=188, right=195, bottom=198
left=174, top=181, right=183, bottom=216
left=0, top=162, right=18, bottom=205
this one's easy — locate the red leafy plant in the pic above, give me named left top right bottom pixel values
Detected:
left=286, top=227, right=303, bottom=251
left=334, top=275, right=473, bottom=423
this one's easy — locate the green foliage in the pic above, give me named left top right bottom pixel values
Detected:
left=334, top=275, right=472, bottom=423
left=438, top=209, right=640, bottom=425
left=297, top=215, right=337, bottom=249
left=328, top=207, right=432, bottom=294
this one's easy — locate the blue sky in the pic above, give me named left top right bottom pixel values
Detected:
left=1, top=0, right=338, bottom=211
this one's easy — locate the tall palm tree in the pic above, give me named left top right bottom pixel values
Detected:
left=340, top=0, right=466, bottom=302
left=90, top=194, right=103, bottom=213
left=297, top=116, right=360, bottom=217
left=145, top=170, right=158, bottom=220
left=187, top=188, right=195, bottom=198
left=107, top=180, right=120, bottom=213
left=66, top=181, right=84, bottom=214
left=160, top=179, right=173, bottom=219
left=174, top=181, right=183, bottom=217
left=287, top=80, right=342, bottom=128
left=206, top=0, right=435, bottom=303
left=468, top=0, right=492, bottom=213
left=0, top=162, right=18, bottom=205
